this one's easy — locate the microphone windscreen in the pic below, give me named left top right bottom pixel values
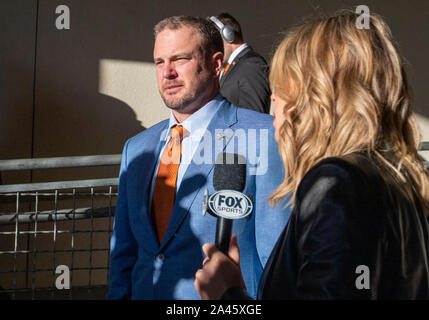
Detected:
left=213, top=152, right=246, bottom=192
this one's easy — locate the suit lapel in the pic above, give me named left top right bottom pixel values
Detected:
left=159, top=100, right=238, bottom=250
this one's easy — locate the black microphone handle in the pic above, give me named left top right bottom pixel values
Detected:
left=215, top=217, right=234, bottom=254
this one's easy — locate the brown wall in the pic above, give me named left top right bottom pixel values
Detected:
left=1, top=0, right=428, bottom=170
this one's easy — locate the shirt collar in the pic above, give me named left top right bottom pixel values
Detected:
left=228, top=43, right=249, bottom=64
left=165, top=94, right=223, bottom=140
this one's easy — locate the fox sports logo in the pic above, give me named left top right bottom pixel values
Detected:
left=208, top=190, right=253, bottom=219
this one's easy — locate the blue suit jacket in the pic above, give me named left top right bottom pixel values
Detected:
left=108, top=99, right=291, bottom=299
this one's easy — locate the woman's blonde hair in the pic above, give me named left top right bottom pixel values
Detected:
left=269, top=10, right=429, bottom=214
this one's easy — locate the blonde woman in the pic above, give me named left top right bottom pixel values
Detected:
left=194, top=11, right=429, bottom=299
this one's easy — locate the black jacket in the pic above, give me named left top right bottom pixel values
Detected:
left=220, top=46, right=271, bottom=114
left=223, top=153, right=429, bottom=300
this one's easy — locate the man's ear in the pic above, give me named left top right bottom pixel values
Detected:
left=212, top=52, right=224, bottom=77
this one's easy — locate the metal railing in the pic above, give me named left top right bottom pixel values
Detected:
left=0, top=143, right=427, bottom=300
left=0, top=155, right=120, bottom=300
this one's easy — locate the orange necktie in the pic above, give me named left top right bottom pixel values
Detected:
left=152, top=125, right=185, bottom=243
left=222, top=63, right=231, bottom=78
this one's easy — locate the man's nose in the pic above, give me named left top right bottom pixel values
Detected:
left=162, top=62, right=177, bottom=79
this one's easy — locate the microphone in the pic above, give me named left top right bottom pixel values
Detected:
left=202, top=152, right=253, bottom=254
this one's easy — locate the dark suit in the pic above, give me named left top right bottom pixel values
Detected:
left=220, top=46, right=271, bottom=114
left=222, top=153, right=429, bottom=300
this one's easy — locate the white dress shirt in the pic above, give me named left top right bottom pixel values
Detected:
left=227, top=43, right=249, bottom=64
left=148, top=95, right=223, bottom=212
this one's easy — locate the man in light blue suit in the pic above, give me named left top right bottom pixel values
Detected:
left=108, top=16, right=291, bottom=300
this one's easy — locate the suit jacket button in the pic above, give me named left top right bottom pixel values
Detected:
left=156, top=253, right=165, bottom=261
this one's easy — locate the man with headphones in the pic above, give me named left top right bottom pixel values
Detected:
left=209, top=13, right=271, bottom=114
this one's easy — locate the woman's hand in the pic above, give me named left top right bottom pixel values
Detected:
left=194, top=234, right=246, bottom=300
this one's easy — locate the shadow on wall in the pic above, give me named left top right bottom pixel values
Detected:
left=26, top=65, right=146, bottom=184
left=32, top=0, right=162, bottom=161
left=33, top=68, right=145, bottom=157
left=4, top=0, right=429, bottom=162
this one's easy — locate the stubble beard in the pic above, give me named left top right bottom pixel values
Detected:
left=161, top=73, right=213, bottom=113
left=161, top=89, right=196, bottom=112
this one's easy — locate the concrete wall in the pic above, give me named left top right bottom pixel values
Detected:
left=0, top=1, right=37, bottom=185
left=0, top=0, right=428, bottom=170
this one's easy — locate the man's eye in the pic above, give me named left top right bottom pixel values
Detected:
left=176, top=57, right=189, bottom=62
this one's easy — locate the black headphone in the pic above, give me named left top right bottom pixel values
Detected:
left=210, top=16, right=235, bottom=43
